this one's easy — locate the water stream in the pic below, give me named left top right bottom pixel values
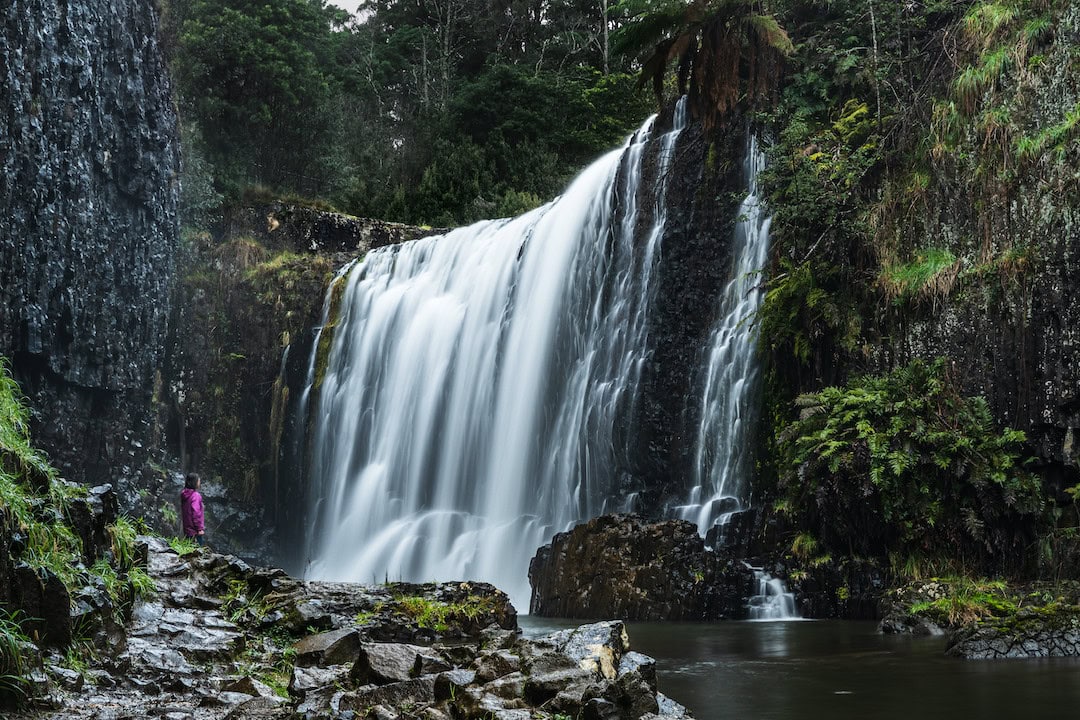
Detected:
left=680, top=135, right=771, bottom=533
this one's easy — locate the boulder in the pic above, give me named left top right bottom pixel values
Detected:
left=529, top=514, right=754, bottom=620
left=289, top=664, right=351, bottom=696
left=473, top=649, right=521, bottom=682
left=480, top=624, right=517, bottom=650
left=647, top=693, right=694, bottom=720
left=223, top=676, right=278, bottom=699
left=483, top=671, right=526, bottom=700
left=351, top=642, right=429, bottom=684
left=617, top=652, right=657, bottom=692
left=12, top=564, right=72, bottom=647
left=340, top=677, right=438, bottom=710
left=222, top=695, right=289, bottom=719
left=292, top=627, right=360, bottom=667
left=433, top=669, right=477, bottom=701
left=540, top=621, right=629, bottom=679
left=523, top=665, right=596, bottom=705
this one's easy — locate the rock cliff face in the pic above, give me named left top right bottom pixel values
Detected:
left=0, top=0, right=179, bottom=483
left=623, top=109, right=750, bottom=507
left=151, top=205, right=437, bottom=560
left=885, top=4, right=1080, bottom=484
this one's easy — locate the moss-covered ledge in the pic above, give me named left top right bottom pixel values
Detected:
left=946, top=603, right=1080, bottom=659
left=879, top=578, right=1080, bottom=659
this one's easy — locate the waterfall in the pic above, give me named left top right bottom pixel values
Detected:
left=745, top=563, right=799, bottom=621
left=681, top=136, right=772, bottom=532
left=302, top=101, right=688, bottom=609
left=680, top=136, right=798, bottom=620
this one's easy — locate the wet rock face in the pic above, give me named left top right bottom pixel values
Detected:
left=789, top=556, right=886, bottom=620
left=0, top=0, right=179, bottom=483
left=529, top=514, right=755, bottom=620
left=628, top=114, right=748, bottom=502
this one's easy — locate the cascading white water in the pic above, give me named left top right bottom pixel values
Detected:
left=680, top=136, right=772, bottom=532
left=303, top=101, right=688, bottom=609
left=745, top=563, right=799, bottom=621
left=680, top=136, right=798, bottom=620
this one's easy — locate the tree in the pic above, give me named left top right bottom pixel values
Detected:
left=613, top=0, right=793, bottom=127
left=174, top=0, right=345, bottom=196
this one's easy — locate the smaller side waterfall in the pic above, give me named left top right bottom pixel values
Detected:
left=745, top=563, right=798, bottom=620
left=679, top=136, right=798, bottom=620
left=681, top=135, right=772, bottom=531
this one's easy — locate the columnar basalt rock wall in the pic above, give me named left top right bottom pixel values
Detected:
left=0, top=0, right=180, bottom=483
left=882, top=5, right=1080, bottom=487
left=629, top=112, right=748, bottom=505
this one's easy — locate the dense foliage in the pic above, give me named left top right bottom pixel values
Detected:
left=778, top=359, right=1046, bottom=576
left=163, top=0, right=653, bottom=225
left=0, top=359, right=153, bottom=706
left=612, top=0, right=792, bottom=126
left=756, top=0, right=1074, bottom=384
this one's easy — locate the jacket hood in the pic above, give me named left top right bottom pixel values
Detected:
left=181, top=487, right=199, bottom=499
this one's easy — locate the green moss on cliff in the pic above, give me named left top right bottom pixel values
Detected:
left=174, top=235, right=338, bottom=503
left=313, top=274, right=348, bottom=391
left=897, top=577, right=1080, bottom=630
left=0, top=359, right=152, bottom=706
left=879, top=248, right=960, bottom=304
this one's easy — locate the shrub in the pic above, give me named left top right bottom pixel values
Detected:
left=0, top=610, right=29, bottom=708
left=777, top=358, right=1044, bottom=575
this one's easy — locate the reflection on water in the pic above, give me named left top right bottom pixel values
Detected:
left=520, top=617, right=1080, bottom=720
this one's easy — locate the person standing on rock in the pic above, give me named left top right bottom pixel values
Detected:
left=181, top=472, right=206, bottom=545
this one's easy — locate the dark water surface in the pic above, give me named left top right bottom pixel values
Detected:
left=520, top=617, right=1080, bottom=720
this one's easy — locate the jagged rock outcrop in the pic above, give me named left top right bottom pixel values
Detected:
left=946, top=610, right=1080, bottom=659
left=14, top=538, right=695, bottom=719
left=220, top=202, right=442, bottom=254
left=0, top=0, right=180, bottom=484
left=529, top=514, right=755, bottom=620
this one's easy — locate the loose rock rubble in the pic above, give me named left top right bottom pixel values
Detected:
left=18, top=537, right=695, bottom=719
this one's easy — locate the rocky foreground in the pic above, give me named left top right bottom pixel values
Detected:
left=16, top=538, right=693, bottom=720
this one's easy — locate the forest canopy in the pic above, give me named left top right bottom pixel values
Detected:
left=163, top=0, right=656, bottom=227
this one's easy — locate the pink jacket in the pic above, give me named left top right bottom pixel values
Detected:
left=181, top=488, right=205, bottom=537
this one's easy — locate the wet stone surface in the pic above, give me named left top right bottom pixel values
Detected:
left=15, top=537, right=694, bottom=720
